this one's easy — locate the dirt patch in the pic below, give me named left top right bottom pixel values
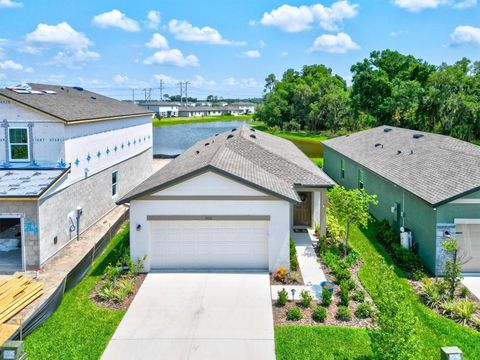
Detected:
left=91, top=274, right=146, bottom=311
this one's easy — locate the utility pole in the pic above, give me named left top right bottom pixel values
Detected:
left=184, top=81, right=190, bottom=107
left=177, top=81, right=183, bottom=105
left=132, top=89, right=135, bottom=102
left=143, top=88, right=152, bottom=101
left=159, top=80, right=164, bottom=101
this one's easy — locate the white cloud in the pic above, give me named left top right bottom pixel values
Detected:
left=146, top=33, right=169, bottom=49
left=0, top=59, right=23, bottom=70
left=453, top=0, right=477, bottom=8
left=259, top=40, right=267, bottom=48
left=19, top=45, right=42, bottom=55
left=26, top=22, right=93, bottom=50
left=51, top=49, right=100, bottom=68
left=191, top=75, right=216, bottom=88
left=26, top=22, right=99, bottom=68
left=168, top=19, right=246, bottom=45
left=260, top=1, right=358, bottom=32
left=242, top=50, right=261, bottom=58
left=93, top=9, right=140, bottom=32
left=308, top=32, right=359, bottom=53
left=153, top=73, right=178, bottom=84
left=146, top=10, right=161, bottom=29
left=248, top=20, right=257, bottom=26
left=113, top=74, right=128, bottom=85
left=0, top=0, right=22, bottom=8
left=280, top=51, right=289, bottom=57
left=144, top=49, right=199, bottom=67
left=390, top=30, right=404, bottom=37
left=224, top=77, right=258, bottom=88
left=393, top=0, right=475, bottom=11
left=451, top=25, right=480, bottom=45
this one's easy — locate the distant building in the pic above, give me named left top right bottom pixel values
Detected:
left=178, top=105, right=255, bottom=118
left=138, top=101, right=180, bottom=118
left=0, top=83, right=154, bottom=272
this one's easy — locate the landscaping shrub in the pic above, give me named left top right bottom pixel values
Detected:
left=321, top=287, right=332, bottom=307
left=421, top=278, right=448, bottom=308
left=339, top=281, right=350, bottom=306
left=412, top=269, right=426, bottom=281
left=460, top=285, right=469, bottom=298
left=277, top=288, right=288, bottom=306
left=335, top=306, right=352, bottom=321
left=300, top=289, right=313, bottom=308
left=288, top=271, right=301, bottom=283
left=345, top=278, right=356, bottom=291
left=451, top=300, right=477, bottom=324
left=344, top=250, right=359, bottom=267
left=274, top=267, right=288, bottom=283
left=352, top=290, right=365, bottom=303
left=333, top=267, right=352, bottom=283
left=326, top=212, right=345, bottom=241
left=289, top=237, right=299, bottom=271
left=312, top=306, right=327, bottom=322
left=355, top=302, right=373, bottom=319
left=286, top=307, right=303, bottom=321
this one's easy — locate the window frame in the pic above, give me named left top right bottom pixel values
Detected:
left=340, top=159, right=345, bottom=179
left=8, top=127, right=30, bottom=162
left=111, top=170, right=118, bottom=197
left=358, top=169, right=365, bottom=189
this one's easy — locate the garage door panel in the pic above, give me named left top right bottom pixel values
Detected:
left=457, top=224, right=480, bottom=273
left=150, top=220, right=269, bottom=270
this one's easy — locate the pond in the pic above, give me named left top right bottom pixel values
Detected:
left=153, top=120, right=248, bottom=156
left=152, top=120, right=324, bottom=158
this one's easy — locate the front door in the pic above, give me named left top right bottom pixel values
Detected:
left=294, top=192, right=312, bottom=226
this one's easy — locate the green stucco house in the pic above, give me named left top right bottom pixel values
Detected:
left=323, top=126, right=480, bottom=275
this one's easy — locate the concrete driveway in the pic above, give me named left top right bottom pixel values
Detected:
left=102, top=272, right=275, bottom=360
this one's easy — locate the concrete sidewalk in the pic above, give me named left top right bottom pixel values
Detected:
left=102, top=272, right=275, bottom=360
left=462, top=276, right=480, bottom=301
left=271, top=229, right=327, bottom=300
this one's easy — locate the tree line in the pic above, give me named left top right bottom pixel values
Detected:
left=255, top=50, right=480, bottom=142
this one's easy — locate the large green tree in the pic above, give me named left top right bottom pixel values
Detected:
left=255, top=65, right=351, bottom=131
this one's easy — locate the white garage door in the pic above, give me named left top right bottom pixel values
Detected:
left=456, top=224, right=480, bottom=273
left=149, top=219, right=269, bottom=270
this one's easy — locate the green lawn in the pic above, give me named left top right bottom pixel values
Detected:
left=152, top=114, right=253, bottom=127
left=275, top=326, right=372, bottom=360
left=275, top=220, right=480, bottom=359
left=24, top=226, right=130, bottom=360
left=250, top=122, right=330, bottom=142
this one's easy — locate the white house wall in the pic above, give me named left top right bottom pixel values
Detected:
left=130, top=171, right=290, bottom=272
left=63, top=116, right=152, bottom=188
left=154, top=171, right=267, bottom=196
left=0, top=100, right=65, bottom=165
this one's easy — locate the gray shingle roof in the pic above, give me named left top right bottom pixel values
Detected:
left=323, top=126, right=480, bottom=205
left=0, top=168, right=68, bottom=198
left=0, top=83, right=152, bottom=122
left=119, top=127, right=335, bottom=203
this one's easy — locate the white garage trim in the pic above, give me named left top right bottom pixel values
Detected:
left=147, top=215, right=270, bottom=221
left=455, top=218, right=480, bottom=225
left=140, top=195, right=280, bottom=201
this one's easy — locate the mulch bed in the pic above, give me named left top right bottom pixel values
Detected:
left=91, top=274, right=146, bottom=311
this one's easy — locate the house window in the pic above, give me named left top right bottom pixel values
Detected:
left=358, top=169, right=365, bottom=189
left=8, top=128, right=29, bottom=161
left=112, top=171, right=118, bottom=197
left=340, top=159, right=345, bottom=179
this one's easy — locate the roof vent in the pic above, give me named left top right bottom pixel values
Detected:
left=196, top=150, right=200, bottom=154
left=60, top=87, right=64, bottom=90
left=412, top=133, right=424, bottom=139
left=90, top=96, right=96, bottom=100
left=384, top=128, right=392, bottom=133
left=215, top=133, right=219, bottom=136
left=374, top=143, right=383, bottom=148
left=73, top=86, right=84, bottom=91
left=410, top=150, right=414, bottom=155
left=397, top=150, right=402, bottom=155
left=250, top=128, right=256, bottom=132
left=205, top=142, right=210, bottom=146
left=231, top=128, right=237, bottom=132
left=227, top=134, right=234, bottom=139
left=250, top=134, right=256, bottom=139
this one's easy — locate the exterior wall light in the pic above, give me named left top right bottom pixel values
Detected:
left=136, top=224, right=142, bottom=231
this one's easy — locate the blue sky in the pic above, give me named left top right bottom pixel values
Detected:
left=0, top=0, right=479, bottom=99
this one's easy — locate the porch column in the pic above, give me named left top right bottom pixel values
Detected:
left=320, top=189, right=327, bottom=237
